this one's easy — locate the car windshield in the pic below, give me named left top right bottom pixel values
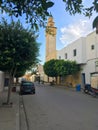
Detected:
left=22, top=82, right=33, bottom=86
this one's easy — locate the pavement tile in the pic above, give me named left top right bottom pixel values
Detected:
left=0, top=87, right=20, bottom=130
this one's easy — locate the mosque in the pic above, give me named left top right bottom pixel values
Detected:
left=0, top=17, right=98, bottom=91
left=38, top=17, right=98, bottom=88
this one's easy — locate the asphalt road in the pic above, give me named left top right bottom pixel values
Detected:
left=21, top=83, right=98, bottom=130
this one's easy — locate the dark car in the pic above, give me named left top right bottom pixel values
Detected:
left=20, top=81, right=35, bottom=95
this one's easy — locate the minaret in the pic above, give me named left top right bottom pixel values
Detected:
left=45, top=17, right=57, bottom=61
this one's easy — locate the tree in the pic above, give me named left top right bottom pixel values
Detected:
left=93, top=16, right=98, bottom=34
left=55, top=60, right=80, bottom=83
left=63, top=0, right=98, bottom=17
left=15, top=67, right=26, bottom=78
left=55, top=60, right=68, bottom=77
left=0, top=18, right=40, bottom=104
left=43, top=59, right=58, bottom=81
left=44, top=59, right=80, bottom=83
left=0, top=0, right=54, bottom=30
left=65, top=61, right=80, bottom=75
left=63, top=0, right=98, bottom=33
left=0, top=0, right=97, bottom=30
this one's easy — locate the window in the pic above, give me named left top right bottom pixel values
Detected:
left=91, top=45, right=94, bottom=50
left=73, top=49, right=77, bottom=56
left=65, top=53, right=67, bottom=59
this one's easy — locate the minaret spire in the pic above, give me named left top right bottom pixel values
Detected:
left=45, top=17, right=57, bottom=61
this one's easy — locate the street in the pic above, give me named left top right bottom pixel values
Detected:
left=20, top=83, right=98, bottom=130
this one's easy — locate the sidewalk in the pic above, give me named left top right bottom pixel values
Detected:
left=0, top=87, right=20, bottom=130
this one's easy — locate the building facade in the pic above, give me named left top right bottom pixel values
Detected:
left=57, top=37, right=86, bottom=64
left=57, top=31, right=98, bottom=87
left=57, top=37, right=86, bottom=86
left=37, top=17, right=98, bottom=87
left=82, top=31, right=98, bottom=87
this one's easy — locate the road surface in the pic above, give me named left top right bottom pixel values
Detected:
left=20, top=83, right=98, bottom=130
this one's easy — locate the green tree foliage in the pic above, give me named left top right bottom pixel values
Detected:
left=63, top=0, right=98, bottom=31
left=0, top=0, right=54, bottom=29
left=44, top=59, right=80, bottom=78
left=0, top=18, right=39, bottom=75
left=43, top=59, right=58, bottom=78
left=55, top=60, right=80, bottom=76
left=55, top=60, right=68, bottom=76
left=93, top=16, right=98, bottom=33
left=93, top=16, right=98, bottom=28
left=63, top=0, right=98, bottom=17
left=0, top=18, right=40, bottom=104
left=15, top=68, right=26, bottom=78
left=0, top=0, right=97, bottom=29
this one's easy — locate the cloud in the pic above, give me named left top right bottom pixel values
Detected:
left=60, top=19, right=92, bottom=46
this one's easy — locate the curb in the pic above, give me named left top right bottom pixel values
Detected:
left=20, top=96, right=28, bottom=130
left=16, top=94, right=20, bottom=130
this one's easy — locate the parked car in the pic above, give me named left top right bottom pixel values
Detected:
left=20, top=81, right=35, bottom=95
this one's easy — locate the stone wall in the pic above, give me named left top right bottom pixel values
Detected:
left=58, top=72, right=81, bottom=88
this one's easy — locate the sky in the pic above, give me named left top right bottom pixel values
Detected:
left=0, top=0, right=97, bottom=65
left=37, top=0, right=97, bottom=64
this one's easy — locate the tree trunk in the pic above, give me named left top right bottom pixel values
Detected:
left=59, top=76, right=61, bottom=84
left=55, top=77, right=57, bottom=84
left=5, top=67, right=17, bottom=105
left=6, top=75, right=12, bottom=104
left=96, top=24, right=98, bottom=34
left=16, top=77, right=19, bottom=84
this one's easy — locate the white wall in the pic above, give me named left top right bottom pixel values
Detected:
left=57, top=37, right=86, bottom=64
left=84, top=31, right=98, bottom=83
left=57, top=31, right=98, bottom=84
left=86, top=31, right=98, bottom=61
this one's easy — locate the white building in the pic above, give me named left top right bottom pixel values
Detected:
left=57, top=31, right=98, bottom=86
left=83, top=31, right=98, bottom=86
left=57, top=37, right=86, bottom=64
left=44, top=17, right=98, bottom=87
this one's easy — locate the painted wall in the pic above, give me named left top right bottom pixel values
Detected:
left=57, top=31, right=98, bottom=85
left=83, top=31, right=98, bottom=84
left=57, top=37, right=86, bottom=64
